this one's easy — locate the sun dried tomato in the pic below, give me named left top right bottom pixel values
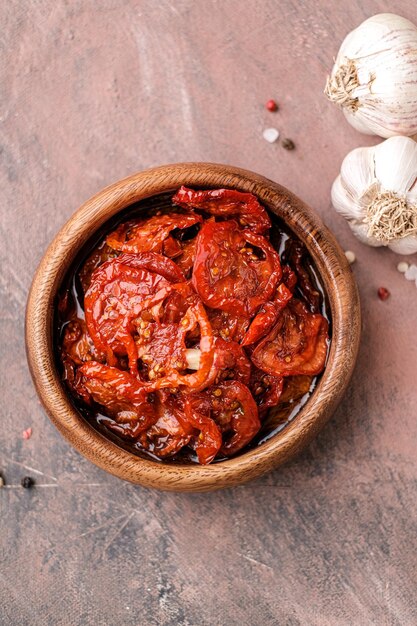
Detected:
left=174, top=238, right=198, bottom=277
left=207, top=308, right=250, bottom=343
left=192, top=220, right=281, bottom=317
left=60, top=318, right=103, bottom=396
left=84, top=257, right=174, bottom=372
left=76, top=362, right=157, bottom=435
left=204, top=337, right=251, bottom=387
left=162, top=236, right=182, bottom=259
left=115, top=252, right=185, bottom=283
left=78, top=242, right=119, bottom=294
left=62, top=318, right=99, bottom=366
left=241, top=283, right=293, bottom=346
left=249, top=367, right=284, bottom=418
left=212, top=381, right=261, bottom=456
left=106, top=213, right=202, bottom=254
left=173, top=186, right=271, bottom=234
left=251, top=299, right=329, bottom=377
left=137, top=390, right=195, bottom=457
left=146, top=300, right=215, bottom=391
left=282, top=240, right=320, bottom=312
left=282, top=264, right=297, bottom=292
left=183, top=395, right=222, bottom=464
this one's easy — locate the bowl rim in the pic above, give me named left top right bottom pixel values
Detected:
left=25, top=162, right=360, bottom=492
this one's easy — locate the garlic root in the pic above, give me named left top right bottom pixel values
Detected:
left=324, top=59, right=359, bottom=113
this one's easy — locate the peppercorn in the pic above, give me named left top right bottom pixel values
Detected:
left=266, top=99, right=278, bottom=112
left=344, top=250, right=356, bottom=265
left=282, top=138, right=295, bottom=150
left=378, top=287, right=390, bottom=301
left=21, top=476, right=35, bottom=489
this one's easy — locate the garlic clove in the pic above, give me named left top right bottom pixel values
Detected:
left=340, top=145, right=376, bottom=206
left=374, top=137, right=417, bottom=195
left=406, top=181, right=417, bottom=206
left=185, top=348, right=201, bottom=370
left=331, top=175, right=357, bottom=220
left=340, top=13, right=412, bottom=58
left=331, top=146, right=377, bottom=222
left=389, top=234, right=417, bottom=255
left=343, top=109, right=375, bottom=136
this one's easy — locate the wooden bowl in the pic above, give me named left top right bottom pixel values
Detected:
left=26, top=163, right=360, bottom=492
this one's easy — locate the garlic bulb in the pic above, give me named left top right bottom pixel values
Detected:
left=325, top=13, right=417, bottom=138
left=332, top=136, right=417, bottom=254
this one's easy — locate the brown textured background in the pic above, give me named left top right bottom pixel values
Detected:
left=1, top=1, right=416, bottom=625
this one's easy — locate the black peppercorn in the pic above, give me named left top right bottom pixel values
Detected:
left=282, top=138, right=295, bottom=150
left=21, top=476, right=35, bottom=489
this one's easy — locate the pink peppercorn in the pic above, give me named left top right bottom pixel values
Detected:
left=22, top=427, right=32, bottom=440
left=266, top=99, right=278, bottom=112
left=378, top=287, right=390, bottom=301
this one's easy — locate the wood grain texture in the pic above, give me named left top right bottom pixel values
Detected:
left=1, top=0, right=416, bottom=624
left=26, top=162, right=360, bottom=491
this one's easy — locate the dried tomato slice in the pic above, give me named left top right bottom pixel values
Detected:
left=282, top=240, right=321, bottom=312
left=84, top=254, right=182, bottom=373
left=210, top=381, right=261, bottom=456
left=192, top=220, right=282, bottom=317
left=76, top=362, right=157, bottom=435
left=251, top=299, right=329, bottom=377
left=144, top=300, right=215, bottom=391
left=106, top=213, right=202, bottom=254
left=137, top=320, right=190, bottom=381
left=115, top=252, right=185, bottom=283
left=137, top=390, right=194, bottom=457
left=162, top=236, right=182, bottom=259
left=79, top=242, right=119, bottom=294
left=174, top=238, right=197, bottom=277
left=282, top=264, right=297, bottom=293
left=204, top=337, right=251, bottom=387
left=241, top=283, right=293, bottom=346
left=207, top=308, right=250, bottom=343
left=249, top=367, right=284, bottom=418
left=172, top=186, right=271, bottom=234
left=60, top=318, right=103, bottom=396
left=61, top=318, right=99, bottom=366
left=183, top=396, right=222, bottom=464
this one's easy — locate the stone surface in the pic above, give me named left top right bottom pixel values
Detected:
left=1, top=1, right=416, bottom=625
